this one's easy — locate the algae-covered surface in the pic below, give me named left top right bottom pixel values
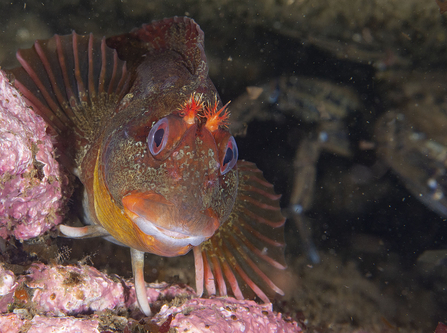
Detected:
left=1, top=1, right=447, bottom=332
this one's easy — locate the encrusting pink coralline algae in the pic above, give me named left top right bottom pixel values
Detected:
left=0, top=69, right=69, bottom=241
left=0, top=263, right=300, bottom=332
left=153, top=297, right=301, bottom=332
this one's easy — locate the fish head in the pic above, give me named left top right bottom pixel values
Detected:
left=102, top=94, right=238, bottom=256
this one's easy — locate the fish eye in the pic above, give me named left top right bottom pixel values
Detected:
left=148, top=118, right=169, bottom=155
left=220, top=136, right=238, bottom=175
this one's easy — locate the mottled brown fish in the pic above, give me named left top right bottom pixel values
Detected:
left=6, top=17, right=286, bottom=316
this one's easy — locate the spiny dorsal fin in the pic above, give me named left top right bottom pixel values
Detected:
left=196, top=160, right=287, bottom=302
left=106, top=16, right=207, bottom=79
left=8, top=32, right=132, bottom=146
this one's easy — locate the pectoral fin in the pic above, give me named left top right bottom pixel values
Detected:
left=194, top=160, right=287, bottom=303
left=131, top=248, right=151, bottom=317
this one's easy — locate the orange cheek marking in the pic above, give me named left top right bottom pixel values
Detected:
left=122, top=191, right=173, bottom=224
left=122, top=191, right=174, bottom=208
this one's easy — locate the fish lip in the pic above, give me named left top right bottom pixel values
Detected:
left=122, top=191, right=217, bottom=246
left=133, top=216, right=207, bottom=247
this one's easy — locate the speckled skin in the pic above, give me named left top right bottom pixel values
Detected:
left=0, top=69, right=69, bottom=240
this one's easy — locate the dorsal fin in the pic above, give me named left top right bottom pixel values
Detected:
left=106, top=16, right=207, bottom=79
left=7, top=32, right=132, bottom=147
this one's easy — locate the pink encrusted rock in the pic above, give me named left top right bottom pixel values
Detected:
left=1, top=263, right=195, bottom=316
left=0, top=265, right=17, bottom=313
left=0, top=313, right=25, bottom=333
left=0, top=265, right=16, bottom=296
left=154, top=297, right=301, bottom=333
left=28, top=315, right=100, bottom=333
left=0, top=69, right=69, bottom=241
left=23, top=263, right=193, bottom=316
left=0, top=263, right=299, bottom=332
left=25, top=263, right=130, bottom=316
left=0, top=313, right=100, bottom=333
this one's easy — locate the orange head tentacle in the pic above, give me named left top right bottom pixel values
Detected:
left=204, top=99, right=231, bottom=132
left=178, top=92, right=204, bottom=125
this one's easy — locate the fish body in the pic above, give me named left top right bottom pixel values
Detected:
left=6, top=17, right=286, bottom=315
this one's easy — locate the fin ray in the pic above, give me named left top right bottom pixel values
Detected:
left=203, top=252, right=216, bottom=296
left=198, top=160, right=287, bottom=301
left=221, top=239, right=270, bottom=303
left=193, top=247, right=204, bottom=297
left=8, top=32, right=132, bottom=148
left=209, top=245, right=227, bottom=297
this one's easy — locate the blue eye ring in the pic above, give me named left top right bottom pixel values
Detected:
left=148, top=118, right=169, bottom=156
left=220, top=136, right=238, bottom=175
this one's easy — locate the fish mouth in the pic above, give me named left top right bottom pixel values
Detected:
left=131, top=215, right=207, bottom=247
left=122, top=191, right=218, bottom=248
